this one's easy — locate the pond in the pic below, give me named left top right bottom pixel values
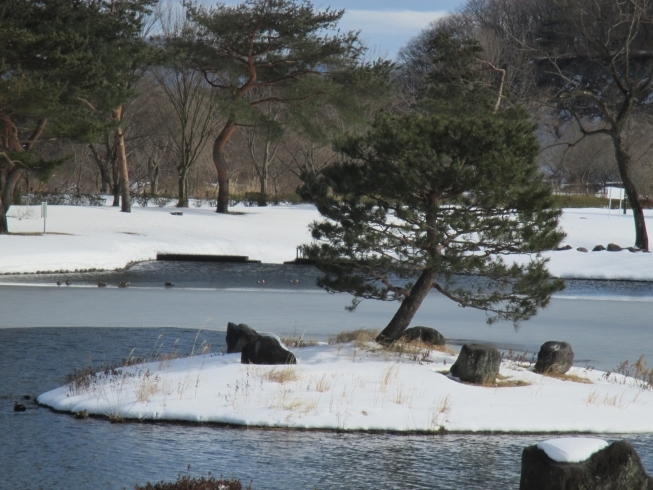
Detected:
left=2, top=262, right=653, bottom=489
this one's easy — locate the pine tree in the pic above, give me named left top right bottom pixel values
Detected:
left=178, top=0, right=370, bottom=213
left=299, top=35, right=565, bottom=344
left=0, top=0, right=156, bottom=232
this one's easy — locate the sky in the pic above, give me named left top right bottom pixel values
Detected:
left=213, top=0, right=468, bottom=60
left=314, top=0, right=466, bottom=59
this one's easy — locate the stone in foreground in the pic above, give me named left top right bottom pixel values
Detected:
left=401, top=326, right=445, bottom=346
left=241, top=336, right=296, bottom=365
left=607, top=243, right=623, bottom=252
left=226, top=322, right=260, bottom=353
left=450, top=344, right=500, bottom=384
left=520, top=440, right=653, bottom=490
left=534, top=341, right=574, bottom=375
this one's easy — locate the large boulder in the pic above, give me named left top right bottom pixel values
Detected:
left=401, top=326, right=445, bottom=346
left=607, top=243, right=623, bottom=252
left=450, top=344, right=501, bottom=384
left=534, top=341, right=574, bottom=375
left=241, top=336, right=296, bottom=365
left=520, top=439, right=653, bottom=490
left=226, top=322, right=260, bottom=353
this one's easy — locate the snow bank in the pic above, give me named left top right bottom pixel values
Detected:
left=37, top=343, right=653, bottom=433
left=537, top=437, right=609, bottom=463
left=2, top=203, right=653, bottom=280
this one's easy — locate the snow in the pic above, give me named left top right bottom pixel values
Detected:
left=37, top=342, right=653, bottom=433
left=537, top=437, right=609, bottom=463
left=2, top=202, right=653, bottom=280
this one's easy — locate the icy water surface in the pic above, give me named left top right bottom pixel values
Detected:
left=2, top=327, right=653, bottom=490
left=3, top=260, right=653, bottom=297
left=2, top=263, right=653, bottom=489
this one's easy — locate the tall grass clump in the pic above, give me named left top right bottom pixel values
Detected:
left=133, top=469, right=251, bottom=490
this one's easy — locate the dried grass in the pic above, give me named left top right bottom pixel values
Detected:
left=254, top=366, right=300, bottom=384
left=329, top=329, right=379, bottom=346
left=542, top=371, right=593, bottom=384
left=281, top=331, right=320, bottom=348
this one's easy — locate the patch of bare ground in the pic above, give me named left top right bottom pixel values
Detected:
left=542, top=371, right=593, bottom=384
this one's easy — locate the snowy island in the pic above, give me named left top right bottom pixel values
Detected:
left=37, top=337, right=653, bottom=433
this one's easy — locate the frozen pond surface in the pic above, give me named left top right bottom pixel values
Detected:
left=2, top=262, right=653, bottom=370
left=2, top=262, right=653, bottom=489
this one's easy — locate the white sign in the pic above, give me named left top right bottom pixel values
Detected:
left=41, top=202, right=47, bottom=234
left=606, top=187, right=625, bottom=217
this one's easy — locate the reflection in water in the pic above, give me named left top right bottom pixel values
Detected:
left=1, top=327, right=652, bottom=490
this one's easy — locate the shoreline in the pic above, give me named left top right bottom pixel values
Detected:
left=35, top=402, right=651, bottom=436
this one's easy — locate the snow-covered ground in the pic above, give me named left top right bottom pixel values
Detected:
left=37, top=342, right=653, bottom=433
left=2, top=202, right=653, bottom=279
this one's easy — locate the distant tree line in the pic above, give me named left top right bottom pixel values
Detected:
left=2, top=0, right=653, bottom=248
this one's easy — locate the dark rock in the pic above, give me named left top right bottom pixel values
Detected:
left=534, top=341, right=574, bottom=375
left=555, top=245, right=573, bottom=251
left=450, top=344, right=501, bottom=384
left=401, top=326, right=445, bottom=346
left=607, top=243, right=623, bottom=252
left=241, top=336, right=297, bottom=365
left=74, top=410, right=89, bottom=419
left=576, top=247, right=588, bottom=253
left=164, top=282, right=174, bottom=287
left=13, top=403, right=26, bottom=412
left=628, top=247, right=641, bottom=253
left=118, top=281, right=130, bottom=288
left=170, top=211, right=183, bottom=216
left=226, top=322, right=260, bottom=353
left=520, top=440, right=653, bottom=490
left=592, top=245, right=606, bottom=252
left=22, top=395, right=31, bottom=400
left=98, top=282, right=107, bottom=287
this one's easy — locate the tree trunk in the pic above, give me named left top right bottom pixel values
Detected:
left=212, top=121, right=237, bottom=214
left=376, top=268, right=437, bottom=345
left=88, top=144, right=111, bottom=194
left=177, top=167, right=189, bottom=207
left=148, top=157, right=159, bottom=196
left=613, top=132, right=648, bottom=250
left=258, top=167, right=268, bottom=206
left=0, top=200, right=7, bottom=234
left=0, top=166, right=22, bottom=234
left=113, top=107, right=131, bottom=213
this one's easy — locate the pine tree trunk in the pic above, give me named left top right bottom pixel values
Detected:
left=177, top=167, right=189, bottom=207
left=613, top=132, right=648, bottom=250
left=0, top=166, right=22, bottom=234
left=212, top=122, right=237, bottom=214
left=0, top=201, right=7, bottom=234
left=376, top=269, right=437, bottom=345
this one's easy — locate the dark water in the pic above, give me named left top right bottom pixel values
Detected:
left=2, top=263, right=653, bottom=489
left=2, top=327, right=653, bottom=490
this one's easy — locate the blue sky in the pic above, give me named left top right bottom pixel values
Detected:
left=323, top=1, right=465, bottom=59
left=215, top=0, right=468, bottom=59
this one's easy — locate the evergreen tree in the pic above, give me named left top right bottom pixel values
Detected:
left=179, top=0, right=375, bottom=213
left=300, top=35, right=565, bottom=344
left=0, top=0, right=156, bottom=232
